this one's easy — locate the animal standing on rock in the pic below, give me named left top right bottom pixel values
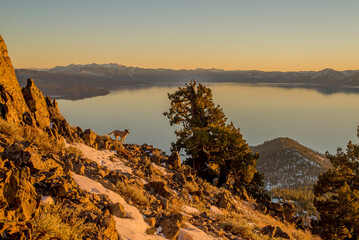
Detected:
left=108, top=129, right=130, bottom=145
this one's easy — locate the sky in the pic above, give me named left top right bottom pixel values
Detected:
left=1, top=0, right=359, bottom=71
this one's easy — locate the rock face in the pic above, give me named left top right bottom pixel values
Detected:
left=168, top=151, right=181, bottom=169
left=22, top=78, right=50, bottom=129
left=0, top=34, right=81, bottom=143
left=0, top=34, right=31, bottom=125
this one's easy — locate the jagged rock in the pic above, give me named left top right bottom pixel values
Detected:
left=0, top=221, right=32, bottom=240
left=0, top=34, right=32, bottom=126
left=22, top=78, right=50, bottom=129
left=82, top=129, right=97, bottom=147
left=53, top=182, right=73, bottom=197
left=100, top=213, right=119, bottom=240
left=168, top=151, right=181, bottom=169
left=160, top=197, right=168, bottom=210
left=172, top=172, right=186, bottom=185
left=158, top=213, right=185, bottom=240
left=145, top=181, right=173, bottom=198
left=260, top=225, right=290, bottom=239
left=217, top=191, right=236, bottom=211
left=200, top=211, right=209, bottom=218
left=283, top=202, right=296, bottom=222
left=109, top=202, right=126, bottom=218
left=105, top=171, right=128, bottom=185
left=144, top=217, right=156, bottom=227
left=96, top=135, right=113, bottom=150
left=74, top=162, right=85, bottom=175
left=0, top=160, right=40, bottom=222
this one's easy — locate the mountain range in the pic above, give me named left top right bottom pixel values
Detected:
left=16, top=63, right=359, bottom=99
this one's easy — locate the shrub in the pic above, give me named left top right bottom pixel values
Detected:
left=31, top=202, right=95, bottom=240
left=0, top=118, right=23, bottom=142
left=116, top=182, right=149, bottom=205
left=218, top=212, right=268, bottom=240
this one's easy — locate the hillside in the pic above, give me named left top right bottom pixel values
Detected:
left=0, top=34, right=320, bottom=239
left=16, top=64, right=359, bottom=100
left=252, top=137, right=331, bottom=190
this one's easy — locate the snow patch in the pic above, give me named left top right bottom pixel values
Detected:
left=209, top=205, right=223, bottom=215
left=70, top=143, right=132, bottom=174
left=41, top=196, right=54, bottom=205
left=179, top=222, right=217, bottom=240
left=72, top=173, right=164, bottom=240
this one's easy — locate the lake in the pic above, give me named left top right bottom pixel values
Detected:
left=57, top=83, right=359, bottom=155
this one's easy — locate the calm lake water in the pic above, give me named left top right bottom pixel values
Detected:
left=57, top=83, right=359, bottom=155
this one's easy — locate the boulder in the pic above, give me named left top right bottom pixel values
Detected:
left=283, top=202, right=296, bottom=222
left=96, top=135, right=113, bottom=150
left=260, top=225, right=290, bottom=239
left=1, top=164, right=40, bottom=222
left=82, top=129, right=97, bottom=147
left=158, top=213, right=185, bottom=240
left=53, top=182, right=73, bottom=197
left=217, top=191, right=236, bottom=211
left=168, top=151, right=181, bottom=169
left=172, top=172, right=186, bottom=185
left=109, top=202, right=126, bottom=218
left=145, top=181, right=173, bottom=198
left=100, top=213, right=119, bottom=240
left=144, top=217, right=156, bottom=227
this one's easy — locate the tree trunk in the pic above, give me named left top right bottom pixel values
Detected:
left=218, top=163, right=228, bottom=187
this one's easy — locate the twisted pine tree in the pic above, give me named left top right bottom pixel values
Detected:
left=314, top=128, right=359, bottom=240
left=164, top=80, right=258, bottom=188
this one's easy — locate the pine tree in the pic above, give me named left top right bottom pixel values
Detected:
left=164, top=80, right=258, bottom=187
left=313, top=128, right=359, bottom=240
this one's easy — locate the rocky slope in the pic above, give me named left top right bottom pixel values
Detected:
left=252, top=137, right=331, bottom=190
left=0, top=34, right=319, bottom=239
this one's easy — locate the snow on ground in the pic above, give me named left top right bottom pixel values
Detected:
left=179, top=223, right=217, bottom=240
left=71, top=143, right=133, bottom=174
left=209, top=205, right=223, bottom=215
left=72, top=173, right=165, bottom=240
left=41, top=196, right=54, bottom=205
left=71, top=144, right=218, bottom=240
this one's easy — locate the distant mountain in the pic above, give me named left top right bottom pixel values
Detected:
left=252, top=137, right=332, bottom=190
left=15, top=63, right=359, bottom=99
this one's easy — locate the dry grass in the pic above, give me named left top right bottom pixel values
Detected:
left=218, top=212, right=269, bottom=240
left=183, top=181, right=199, bottom=193
left=215, top=198, right=320, bottom=240
left=65, top=145, right=84, bottom=157
left=116, top=181, right=150, bottom=205
left=31, top=202, right=95, bottom=240
left=0, top=118, right=24, bottom=142
left=23, top=126, right=64, bottom=154
left=0, top=118, right=64, bottom=154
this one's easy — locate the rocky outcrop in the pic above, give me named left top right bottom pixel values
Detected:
left=0, top=154, right=41, bottom=239
left=158, top=213, right=185, bottom=239
left=168, top=151, right=181, bottom=169
left=0, top=34, right=32, bottom=126
left=82, top=128, right=97, bottom=148
left=22, top=78, right=50, bottom=129
left=217, top=191, right=237, bottom=211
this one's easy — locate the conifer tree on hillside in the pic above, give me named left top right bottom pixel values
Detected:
left=164, top=80, right=258, bottom=188
left=314, top=128, right=359, bottom=240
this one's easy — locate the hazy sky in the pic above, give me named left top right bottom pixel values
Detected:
left=1, top=0, right=359, bottom=71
